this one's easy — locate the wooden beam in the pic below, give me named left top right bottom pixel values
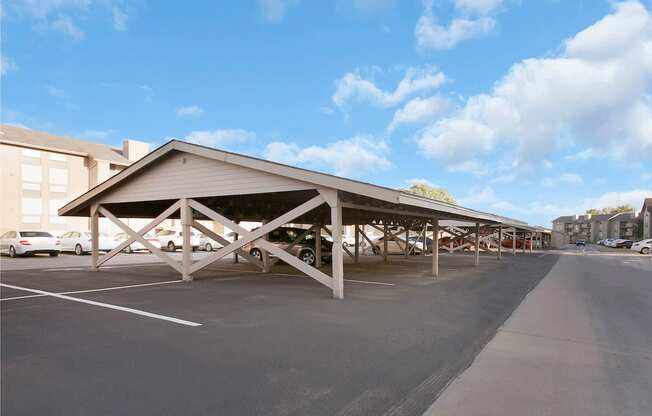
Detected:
left=432, top=219, right=439, bottom=277
left=498, top=225, right=502, bottom=260
left=474, top=222, right=480, bottom=266
left=180, top=198, right=193, bottom=281
left=90, top=204, right=99, bottom=271
left=191, top=220, right=263, bottom=269
left=98, top=206, right=183, bottom=274
left=330, top=198, right=344, bottom=299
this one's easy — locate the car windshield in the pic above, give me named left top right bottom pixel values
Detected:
left=19, top=231, right=53, bottom=238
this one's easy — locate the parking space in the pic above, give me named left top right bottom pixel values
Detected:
left=1, top=252, right=558, bottom=416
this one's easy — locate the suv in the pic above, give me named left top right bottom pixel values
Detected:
left=242, top=227, right=332, bottom=266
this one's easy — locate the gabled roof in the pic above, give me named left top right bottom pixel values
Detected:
left=642, top=198, right=652, bottom=212
left=59, top=140, right=535, bottom=228
left=0, top=124, right=131, bottom=165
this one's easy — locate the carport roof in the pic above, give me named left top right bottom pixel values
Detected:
left=59, top=140, right=529, bottom=227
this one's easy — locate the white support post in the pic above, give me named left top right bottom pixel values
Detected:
left=354, top=224, right=359, bottom=264
left=522, top=232, right=527, bottom=254
left=474, top=222, right=480, bottom=266
left=383, top=223, right=388, bottom=264
left=421, top=225, right=427, bottom=257
left=404, top=227, right=409, bottom=259
left=315, top=224, right=322, bottom=269
left=529, top=233, right=533, bottom=254
left=262, top=220, right=270, bottom=272
left=512, top=229, right=517, bottom=255
left=90, top=204, right=100, bottom=271
left=432, top=219, right=439, bottom=277
left=321, top=189, right=344, bottom=300
left=180, top=198, right=193, bottom=281
left=497, top=225, right=502, bottom=260
left=234, top=224, right=239, bottom=264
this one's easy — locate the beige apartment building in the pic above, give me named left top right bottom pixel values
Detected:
left=0, top=125, right=150, bottom=234
left=552, top=211, right=639, bottom=245
left=642, top=198, right=652, bottom=239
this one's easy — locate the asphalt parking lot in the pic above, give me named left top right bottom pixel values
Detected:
left=2, top=252, right=558, bottom=416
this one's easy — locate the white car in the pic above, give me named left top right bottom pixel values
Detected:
left=157, top=229, right=200, bottom=252
left=113, top=232, right=161, bottom=253
left=59, top=231, right=116, bottom=255
left=630, top=239, right=652, bottom=255
left=0, top=230, right=61, bottom=257
left=198, top=234, right=222, bottom=251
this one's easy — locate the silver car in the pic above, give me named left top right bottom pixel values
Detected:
left=0, top=230, right=61, bottom=257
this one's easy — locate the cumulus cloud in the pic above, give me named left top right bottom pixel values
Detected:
left=0, top=56, right=18, bottom=76
left=259, top=0, right=297, bottom=23
left=183, top=129, right=256, bottom=148
left=388, top=96, right=450, bottom=132
left=417, top=1, right=652, bottom=171
left=51, top=15, right=85, bottom=40
left=333, top=66, right=446, bottom=108
left=264, top=136, right=390, bottom=177
left=459, top=186, right=519, bottom=212
left=541, top=173, right=584, bottom=187
left=415, top=0, right=497, bottom=50
left=176, top=105, right=204, bottom=117
left=112, top=6, right=128, bottom=31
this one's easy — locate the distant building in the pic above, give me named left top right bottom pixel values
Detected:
left=642, top=198, right=652, bottom=239
left=552, top=211, right=638, bottom=245
left=0, top=125, right=149, bottom=234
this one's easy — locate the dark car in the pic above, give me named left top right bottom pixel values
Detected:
left=242, top=226, right=332, bottom=266
left=614, top=239, right=634, bottom=248
left=575, top=239, right=586, bottom=246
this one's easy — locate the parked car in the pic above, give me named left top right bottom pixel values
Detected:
left=371, top=235, right=424, bottom=255
left=614, top=239, right=634, bottom=248
left=198, top=233, right=221, bottom=251
left=630, top=239, right=652, bottom=254
left=113, top=232, right=161, bottom=253
left=575, top=239, right=586, bottom=246
left=156, top=229, right=200, bottom=252
left=59, top=231, right=116, bottom=255
left=0, top=230, right=61, bottom=257
left=603, top=238, right=616, bottom=247
left=596, top=239, right=604, bottom=245
left=242, top=226, right=332, bottom=266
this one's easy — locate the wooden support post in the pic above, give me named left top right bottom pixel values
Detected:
left=422, top=225, right=427, bottom=256
left=354, top=224, right=359, bottom=264
left=522, top=232, right=527, bottom=254
left=383, top=223, right=388, bottom=264
left=432, top=219, right=439, bottom=277
left=180, top=198, right=193, bottom=281
left=90, top=204, right=100, bottom=271
left=329, top=197, right=344, bottom=300
left=234, top=223, right=239, bottom=264
left=497, top=225, right=502, bottom=260
left=474, top=222, right=480, bottom=266
left=512, top=229, right=517, bottom=255
left=315, top=224, right=322, bottom=269
left=529, top=233, right=534, bottom=254
left=262, top=220, right=270, bottom=272
left=405, top=227, right=409, bottom=259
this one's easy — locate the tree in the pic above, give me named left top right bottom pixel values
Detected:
left=585, top=205, right=634, bottom=215
left=405, top=183, right=457, bottom=204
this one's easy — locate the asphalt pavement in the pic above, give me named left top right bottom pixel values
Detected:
left=424, top=246, right=652, bottom=416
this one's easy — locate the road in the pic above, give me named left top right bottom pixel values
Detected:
left=424, top=247, right=652, bottom=416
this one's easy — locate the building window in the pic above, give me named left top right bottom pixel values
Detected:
left=21, top=149, right=41, bottom=158
left=21, top=164, right=42, bottom=182
left=48, top=153, right=67, bottom=162
left=49, top=185, right=67, bottom=193
left=22, top=198, right=42, bottom=216
left=49, top=167, right=68, bottom=185
left=22, top=183, right=41, bottom=191
left=22, top=216, right=41, bottom=224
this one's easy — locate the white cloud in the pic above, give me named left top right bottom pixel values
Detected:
left=259, top=0, right=297, bottom=23
left=0, top=56, right=18, bottom=76
left=586, top=189, right=652, bottom=212
left=333, top=66, right=446, bottom=108
left=183, top=129, right=256, bottom=148
left=46, top=85, right=67, bottom=98
left=112, top=6, right=127, bottom=31
left=447, top=159, right=488, bottom=176
left=459, top=186, right=519, bottom=212
left=454, top=0, right=503, bottom=15
left=176, top=105, right=204, bottom=117
left=415, top=0, right=496, bottom=50
left=418, top=1, right=652, bottom=171
left=264, top=136, right=390, bottom=177
left=51, top=14, right=85, bottom=40
left=388, top=96, right=450, bottom=132
left=541, top=172, right=584, bottom=187
left=406, top=178, right=439, bottom=188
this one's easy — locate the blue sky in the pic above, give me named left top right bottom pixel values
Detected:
left=2, top=0, right=651, bottom=226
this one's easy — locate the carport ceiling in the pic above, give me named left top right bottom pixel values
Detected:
left=59, top=140, right=515, bottom=227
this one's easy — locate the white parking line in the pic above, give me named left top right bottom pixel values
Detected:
left=0, top=283, right=202, bottom=327
left=0, top=280, right=183, bottom=302
left=270, top=273, right=395, bottom=286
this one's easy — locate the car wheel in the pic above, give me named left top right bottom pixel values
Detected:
left=642, top=247, right=650, bottom=255
left=75, top=244, right=84, bottom=255
left=9, top=246, right=16, bottom=258
left=250, top=248, right=262, bottom=259
left=167, top=241, right=176, bottom=252
left=205, top=243, right=213, bottom=252
left=299, top=250, right=316, bottom=266
left=125, top=245, right=133, bottom=254
left=50, top=252, right=59, bottom=257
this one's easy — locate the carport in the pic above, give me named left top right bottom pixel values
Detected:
left=59, top=140, right=530, bottom=299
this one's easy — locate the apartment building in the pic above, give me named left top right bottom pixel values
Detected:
left=642, top=198, right=652, bottom=239
left=552, top=211, right=639, bottom=244
left=0, top=125, right=149, bottom=234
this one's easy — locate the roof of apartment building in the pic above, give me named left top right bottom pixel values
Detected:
left=642, top=198, right=652, bottom=212
left=0, top=124, right=131, bottom=165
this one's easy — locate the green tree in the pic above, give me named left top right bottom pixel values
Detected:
left=405, top=183, right=457, bottom=204
left=585, top=205, right=634, bottom=215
